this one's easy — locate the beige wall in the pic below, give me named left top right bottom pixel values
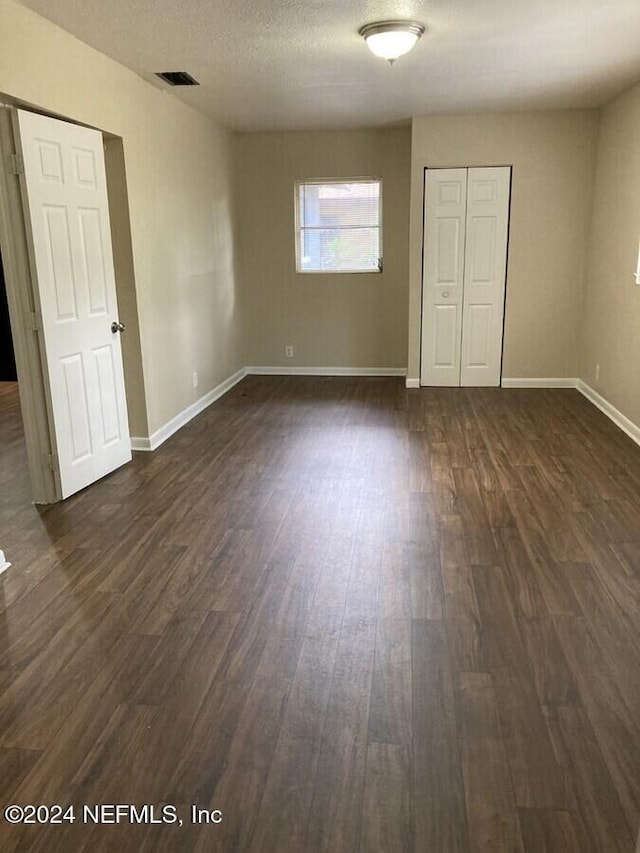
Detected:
left=235, top=128, right=410, bottom=369
left=103, top=136, right=148, bottom=436
left=408, top=111, right=599, bottom=381
left=5, top=0, right=637, bottom=444
left=0, top=0, right=242, bottom=435
left=581, top=81, right=640, bottom=428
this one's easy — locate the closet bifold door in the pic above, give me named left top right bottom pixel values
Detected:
left=460, top=166, right=510, bottom=387
left=420, top=168, right=467, bottom=387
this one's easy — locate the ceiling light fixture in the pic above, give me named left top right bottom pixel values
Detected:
left=359, top=20, right=425, bottom=65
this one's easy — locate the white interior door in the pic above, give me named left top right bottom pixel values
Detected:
left=14, top=109, right=131, bottom=499
left=420, top=168, right=467, bottom=386
left=460, top=167, right=510, bottom=386
left=420, top=166, right=510, bottom=387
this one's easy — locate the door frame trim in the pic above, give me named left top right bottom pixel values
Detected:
left=0, top=105, right=58, bottom=503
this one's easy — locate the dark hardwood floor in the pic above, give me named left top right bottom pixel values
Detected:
left=0, top=375, right=639, bottom=852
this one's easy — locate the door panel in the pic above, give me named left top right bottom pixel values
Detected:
left=467, top=216, right=496, bottom=283
left=61, top=353, right=92, bottom=462
left=435, top=219, right=463, bottom=283
left=465, top=303, right=493, bottom=366
left=79, top=209, right=109, bottom=314
left=43, top=206, right=78, bottom=319
left=72, top=147, right=98, bottom=188
left=460, top=167, right=510, bottom=387
left=14, top=109, right=131, bottom=498
left=93, top=345, right=122, bottom=445
left=420, top=168, right=467, bottom=386
left=434, top=304, right=459, bottom=367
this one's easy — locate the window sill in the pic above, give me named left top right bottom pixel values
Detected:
left=296, top=268, right=383, bottom=275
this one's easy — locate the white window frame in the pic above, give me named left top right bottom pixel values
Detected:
left=294, top=177, right=383, bottom=274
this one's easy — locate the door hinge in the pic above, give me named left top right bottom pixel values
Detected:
left=44, top=453, right=57, bottom=472
left=28, top=311, right=41, bottom=331
left=9, top=153, right=23, bottom=175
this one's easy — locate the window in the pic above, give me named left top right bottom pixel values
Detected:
left=295, top=179, right=382, bottom=273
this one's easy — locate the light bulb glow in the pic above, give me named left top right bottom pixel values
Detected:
left=359, top=21, right=425, bottom=63
left=364, top=31, right=419, bottom=60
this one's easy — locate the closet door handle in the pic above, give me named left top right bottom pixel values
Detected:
left=442, top=291, right=450, bottom=298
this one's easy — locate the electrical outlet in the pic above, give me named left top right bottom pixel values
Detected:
left=192, top=371, right=199, bottom=389
left=285, top=345, right=294, bottom=358
left=595, top=364, right=600, bottom=381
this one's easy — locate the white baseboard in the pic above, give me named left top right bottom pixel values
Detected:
left=501, top=377, right=579, bottom=388
left=128, top=369, right=640, bottom=454
left=408, top=377, right=577, bottom=389
left=501, top=377, right=640, bottom=448
left=0, top=550, right=10, bottom=575
left=130, top=367, right=247, bottom=452
left=577, top=380, right=640, bottom=448
left=245, top=366, right=406, bottom=377
left=130, top=436, right=155, bottom=451
left=130, top=365, right=405, bottom=451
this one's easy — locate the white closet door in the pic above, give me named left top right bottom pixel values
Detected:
left=460, top=167, right=511, bottom=387
left=14, top=109, right=131, bottom=499
left=420, top=168, right=467, bottom=386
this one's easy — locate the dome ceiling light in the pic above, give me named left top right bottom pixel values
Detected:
left=358, top=20, right=426, bottom=65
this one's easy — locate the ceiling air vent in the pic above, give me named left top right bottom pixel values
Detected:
left=155, top=71, right=200, bottom=86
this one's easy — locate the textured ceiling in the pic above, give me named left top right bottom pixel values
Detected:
left=16, top=0, right=640, bottom=131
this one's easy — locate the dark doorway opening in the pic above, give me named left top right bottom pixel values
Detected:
left=0, top=251, right=17, bottom=381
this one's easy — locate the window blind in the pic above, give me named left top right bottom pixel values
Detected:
left=296, top=180, right=382, bottom=273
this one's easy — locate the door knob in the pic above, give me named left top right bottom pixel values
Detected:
left=111, top=321, right=125, bottom=333
left=442, top=291, right=450, bottom=298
